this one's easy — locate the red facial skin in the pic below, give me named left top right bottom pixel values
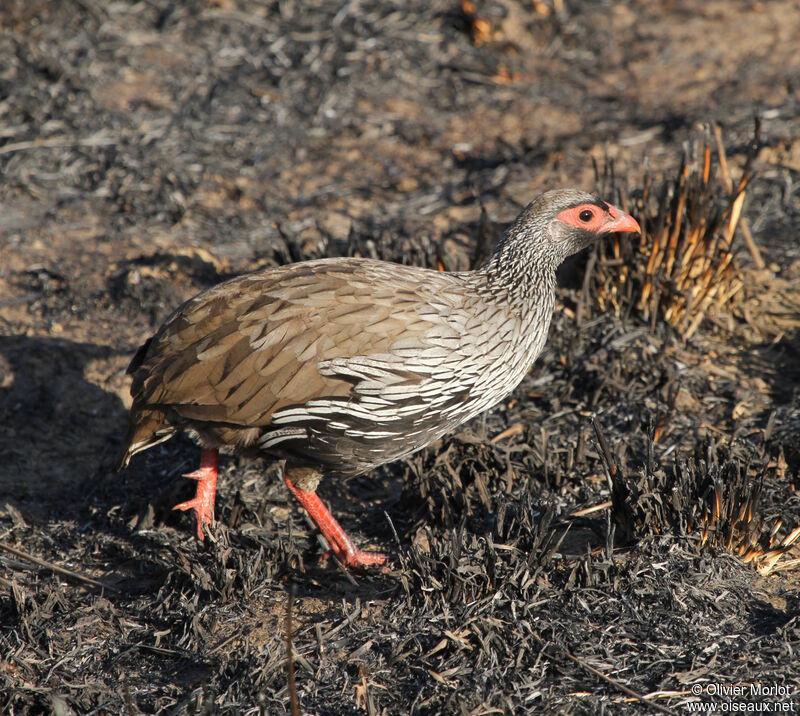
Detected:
left=556, top=202, right=641, bottom=235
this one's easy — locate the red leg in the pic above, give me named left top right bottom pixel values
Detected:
left=173, top=448, right=218, bottom=540
left=283, top=474, right=387, bottom=569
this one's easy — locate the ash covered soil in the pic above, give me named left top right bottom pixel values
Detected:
left=1, top=1, right=800, bottom=713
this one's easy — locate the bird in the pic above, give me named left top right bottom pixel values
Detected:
left=117, top=188, right=640, bottom=568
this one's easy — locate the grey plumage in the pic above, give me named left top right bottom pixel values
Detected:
left=117, top=189, right=640, bottom=543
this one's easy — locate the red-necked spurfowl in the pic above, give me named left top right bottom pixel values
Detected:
left=117, top=189, right=640, bottom=568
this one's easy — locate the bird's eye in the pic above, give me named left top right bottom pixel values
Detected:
left=579, top=209, right=593, bottom=222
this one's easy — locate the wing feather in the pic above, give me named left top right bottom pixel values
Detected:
left=129, top=258, right=471, bottom=434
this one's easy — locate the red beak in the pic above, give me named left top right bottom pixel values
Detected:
left=603, top=204, right=641, bottom=234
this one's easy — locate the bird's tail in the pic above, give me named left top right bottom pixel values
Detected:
left=115, top=408, right=176, bottom=471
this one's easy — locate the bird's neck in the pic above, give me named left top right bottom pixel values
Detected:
left=469, top=228, right=558, bottom=384
left=476, top=228, right=557, bottom=312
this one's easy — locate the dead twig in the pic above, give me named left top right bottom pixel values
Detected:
left=0, top=541, right=121, bottom=594
left=0, top=132, right=117, bottom=156
left=712, top=123, right=765, bottom=270
left=591, top=417, right=617, bottom=479
left=490, top=423, right=524, bottom=444
left=287, top=585, right=300, bottom=716
left=570, top=501, right=613, bottom=518
left=561, top=649, right=678, bottom=716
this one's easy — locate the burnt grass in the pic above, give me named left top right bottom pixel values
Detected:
left=1, top=1, right=800, bottom=713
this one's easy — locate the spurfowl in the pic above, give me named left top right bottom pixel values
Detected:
left=117, top=189, right=639, bottom=568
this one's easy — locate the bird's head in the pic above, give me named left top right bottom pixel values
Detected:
left=504, top=188, right=641, bottom=269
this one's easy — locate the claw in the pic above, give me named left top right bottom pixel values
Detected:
left=172, top=496, right=213, bottom=540
left=172, top=448, right=218, bottom=540
left=182, top=468, right=210, bottom=481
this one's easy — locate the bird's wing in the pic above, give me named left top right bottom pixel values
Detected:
left=130, top=258, right=467, bottom=428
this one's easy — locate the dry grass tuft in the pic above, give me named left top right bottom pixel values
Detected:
left=588, top=125, right=761, bottom=339
left=605, top=434, right=800, bottom=576
left=690, top=474, right=800, bottom=576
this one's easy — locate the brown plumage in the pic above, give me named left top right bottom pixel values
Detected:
left=117, top=189, right=640, bottom=568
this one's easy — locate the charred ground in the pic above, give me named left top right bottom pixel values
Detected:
left=1, top=1, right=799, bottom=713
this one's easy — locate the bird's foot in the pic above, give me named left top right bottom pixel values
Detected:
left=284, top=474, right=389, bottom=571
left=173, top=448, right=218, bottom=540
left=321, top=546, right=389, bottom=570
